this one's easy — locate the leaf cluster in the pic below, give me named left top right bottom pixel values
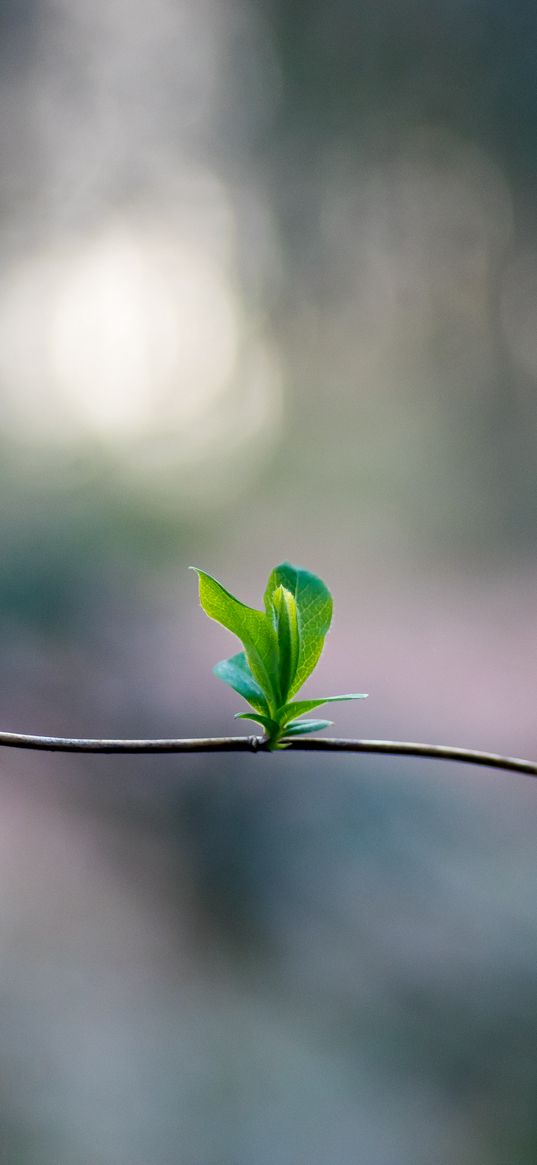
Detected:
left=191, top=562, right=367, bottom=749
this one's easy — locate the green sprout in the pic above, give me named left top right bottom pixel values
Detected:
left=191, top=562, right=367, bottom=749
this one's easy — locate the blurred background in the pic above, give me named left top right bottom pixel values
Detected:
left=0, top=1, right=536, bottom=1161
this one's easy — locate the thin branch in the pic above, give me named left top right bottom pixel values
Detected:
left=290, top=738, right=537, bottom=777
left=0, top=732, right=261, bottom=755
left=0, top=730, right=534, bottom=777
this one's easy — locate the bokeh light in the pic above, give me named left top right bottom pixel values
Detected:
left=0, top=198, right=282, bottom=506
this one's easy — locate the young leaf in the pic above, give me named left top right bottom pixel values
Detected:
left=213, top=652, right=269, bottom=714
left=264, top=563, right=333, bottom=697
left=192, top=568, right=280, bottom=709
left=271, top=584, right=299, bottom=703
left=234, top=712, right=278, bottom=734
left=193, top=562, right=369, bottom=747
left=279, top=693, right=368, bottom=726
left=282, top=718, right=333, bottom=737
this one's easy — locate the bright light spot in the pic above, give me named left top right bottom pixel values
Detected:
left=0, top=211, right=283, bottom=507
left=0, top=223, right=239, bottom=444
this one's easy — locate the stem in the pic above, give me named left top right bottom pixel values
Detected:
left=0, top=731, right=534, bottom=776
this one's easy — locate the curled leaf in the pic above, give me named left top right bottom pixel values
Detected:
left=282, top=718, right=333, bottom=737
left=264, top=563, right=333, bottom=697
left=213, top=652, right=269, bottom=714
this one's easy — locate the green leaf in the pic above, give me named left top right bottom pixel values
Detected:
left=282, top=718, right=333, bottom=737
left=213, top=652, right=269, bottom=714
left=192, top=568, right=279, bottom=709
left=234, top=712, right=277, bottom=734
left=264, top=563, right=333, bottom=697
left=271, top=584, right=299, bottom=703
left=192, top=561, right=369, bottom=747
left=279, top=693, right=368, bottom=726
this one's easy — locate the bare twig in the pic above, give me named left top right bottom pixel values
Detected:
left=0, top=730, right=534, bottom=777
left=0, top=732, right=261, bottom=755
